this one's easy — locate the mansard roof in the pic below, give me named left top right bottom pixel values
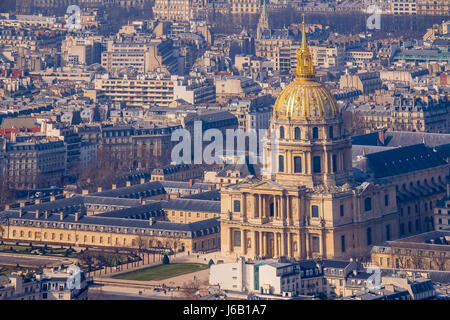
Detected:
left=364, top=144, right=447, bottom=178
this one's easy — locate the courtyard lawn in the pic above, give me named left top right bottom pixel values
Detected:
left=112, top=263, right=209, bottom=281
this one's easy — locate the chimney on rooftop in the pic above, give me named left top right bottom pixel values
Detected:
left=82, top=189, right=89, bottom=195
left=112, top=184, right=117, bottom=190
left=75, top=212, right=80, bottom=222
left=447, top=182, right=450, bottom=197
left=20, top=202, right=25, bottom=208
left=35, top=209, right=40, bottom=219
left=97, top=187, right=102, bottom=193
left=140, top=178, right=145, bottom=184
left=126, top=181, right=131, bottom=187
left=59, top=211, right=64, bottom=221
left=50, top=195, right=56, bottom=202
left=189, top=179, right=193, bottom=186
left=19, top=208, right=23, bottom=217
left=149, top=218, right=154, bottom=225
left=44, top=211, right=49, bottom=219
left=4, top=204, right=10, bottom=210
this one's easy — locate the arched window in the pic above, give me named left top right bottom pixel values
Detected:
left=279, top=126, right=285, bottom=139
left=294, top=127, right=301, bottom=140
left=312, top=127, right=319, bottom=139
left=329, top=126, right=334, bottom=139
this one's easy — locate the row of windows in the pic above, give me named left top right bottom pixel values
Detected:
left=279, top=126, right=334, bottom=140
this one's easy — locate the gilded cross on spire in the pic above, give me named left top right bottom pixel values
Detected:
left=295, top=14, right=315, bottom=80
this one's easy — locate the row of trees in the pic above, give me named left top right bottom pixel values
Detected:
left=392, top=249, right=448, bottom=271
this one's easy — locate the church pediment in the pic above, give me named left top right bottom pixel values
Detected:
left=251, top=179, right=287, bottom=191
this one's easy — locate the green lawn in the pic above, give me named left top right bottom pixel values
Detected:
left=112, top=263, right=209, bottom=281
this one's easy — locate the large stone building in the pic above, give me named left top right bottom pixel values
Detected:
left=219, top=19, right=449, bottom=262
left=153, top=0, right=206, bottom=22
left=101, top=37, right=178, bottom=75
left=0, top=180, right=221, bottom=254
left=390, top=0, right=449, bottom=15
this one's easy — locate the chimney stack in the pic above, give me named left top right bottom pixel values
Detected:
left=82, top=189, right=89, bottom=195
left=75, top=212, right=79, bottom=222
left=149, top=218, right=154, bottom=225
left=44, top=211, right=49, bottom=219
left=50, top=195, right=56, bottom=202
left=126, top=181, right=131, bottom=187
left=59, top=211, right=64, bottom=221
left=140, top=178, right=145, bottom=184
left=20, top=202, right=25, bottom=208
left=189, top=179, right=193, bottom=186
left=97, top=187, right=103, bottom=193
left=35, top=199, right=41, bottom=204
left=4, top=204, right=10, bottom=210
left=19, top=208, right=23, bottom=217
left=35, top=209, right=40, bottom=219
left=112, top=184, right=117, bottom=190
left=208, top=185, right=213, bottom=191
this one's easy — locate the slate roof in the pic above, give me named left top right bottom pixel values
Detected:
left=217, top=162, right=259, bottom=178
left=352, top=131, right=450, bottom=148
left=89, top=181, right=166, bottom=198
left=1, top=210, right=219, bottom=235
left=321, top=260, right=352, bottom=269
left=182, top=190, right=221, bottom=201
left=161, top=199, right=221, bottom=213
left=364, top=144, right=447, bottom=178
left=95, top=202, right=163, bottom=219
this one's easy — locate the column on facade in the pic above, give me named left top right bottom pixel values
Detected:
left=262, top=232, right=267, bottom=257
left=253, top=194, right=258, bottom=218
left=242, top=193, right=247, bottom=220
left=228, top=227, right=233, bottom=253
left=305, top=151, right=310, bottom=174
left=287, top=232, right=292, bottom=257
left=281, top=232, right=286, bottom=256
left=259, top=230, right=264, bottom=257
left=259, top=194, right=264, bottom=219
left=275, top=195, right=279, bottom=220
left=305, top=232, right=310, bottom=258
left=242, top=229, right=247, bottom=255
left=281, top=195, right=286, bottom=221
left=253, top=230, right=258, bottom=257
left=274, top=233, right=279, bottom=257
left=321, top=229, right=326, bottom=258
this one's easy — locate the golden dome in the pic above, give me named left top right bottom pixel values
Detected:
left=273, top=15, right=338, bottom=120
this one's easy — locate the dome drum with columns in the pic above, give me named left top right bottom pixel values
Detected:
left=265, top=15, right=353, bottom=188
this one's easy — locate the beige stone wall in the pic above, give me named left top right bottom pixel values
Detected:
left=3, top=224, right=219, bottom=254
